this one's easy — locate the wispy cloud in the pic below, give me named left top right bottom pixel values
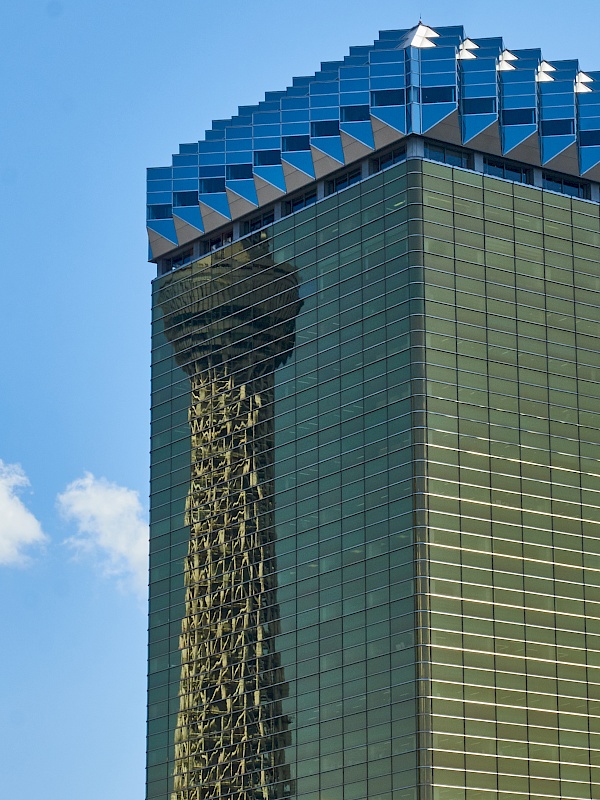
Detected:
left=58, top=473, right=148, bottom=597
left=0, top=460, right=47, bottom=565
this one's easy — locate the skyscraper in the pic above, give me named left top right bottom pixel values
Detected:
left=146, top=23, right=600, bottom=800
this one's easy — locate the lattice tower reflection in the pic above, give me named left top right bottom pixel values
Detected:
left=158, top=238, right=300, bottom=800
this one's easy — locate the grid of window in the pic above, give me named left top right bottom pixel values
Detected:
left=148, top=162, right=423, bottom=800
left=147, top=156, right=600, bottom=800
left=421, top=159, right=600, bottom=800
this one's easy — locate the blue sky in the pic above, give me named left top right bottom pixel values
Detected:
left=1, top=1, right=598, bottom=797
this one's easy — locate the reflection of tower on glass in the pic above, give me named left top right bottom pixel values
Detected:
left=158, top=237, right=300, bottom=800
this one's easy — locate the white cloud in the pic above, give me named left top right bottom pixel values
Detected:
left=58, top=473, right=148, bottom=597
left=0, top=460, right=47, bottom=565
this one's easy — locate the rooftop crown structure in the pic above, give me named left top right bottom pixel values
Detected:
left=147, top=23, right=600, bottom=800
left=147, top=22, right=600, bottom=262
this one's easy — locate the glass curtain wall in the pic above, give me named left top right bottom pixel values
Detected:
left=148, top=156, right=600, bottom=800
left=148, top=161, right=424, bottom=800
left=422, top=159, right=600, bottom=800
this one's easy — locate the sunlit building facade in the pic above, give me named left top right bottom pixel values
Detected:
left=146, top=23, right=600, bottom=800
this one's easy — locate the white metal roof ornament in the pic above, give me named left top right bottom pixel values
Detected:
left=405, top=23, right=439, bottom=48
left=497, top=50, right=517, bottom=71
left=576, top=71, right=593, bottom=93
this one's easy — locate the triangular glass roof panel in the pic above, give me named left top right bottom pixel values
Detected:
left=253, top=165, right=287, bottom=193
left=339, top=121, right=375, bottom=149
left=369, top=106, right=406, bottom=134
left=310, top=136, right=345, bottom=164
left=198, top=193, right=231, bottom=219
left=462, top=113, right=498, bottom=143
left=281, top=151, right=316, bottom=178
left=225, top=179, right=259, bottom=206
left=502, top=124, right=537, bottom=154
left=147, top=219, right=178, bottom=244
left=172, top=206, right=204, bottom=232
left=421, top=103, right=457, bottom=134
left=580, top=145, right=600, bottom=174
left=541, top=135, right=577, bottom=165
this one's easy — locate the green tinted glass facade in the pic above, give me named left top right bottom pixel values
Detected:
left=148, top=158, right=600, bottom=800
left=421, top=160, right=600, bottom=799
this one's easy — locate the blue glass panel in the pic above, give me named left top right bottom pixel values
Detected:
left=225, top=139, right=253, bottom=152
left=461, top=84, right=498, bottom=99
left=500, top=73, right=537, bottom=89
left=281, top=151, right=315, bottom=177
left=340, top=92, right=370, bottom=105
left=420, top=60, right=457, bottom=74
left=420, top=74, right=457, bottom=89
left=541, top=134, right=576, bottom=164
left=369, top=63, right=406, bottom=78
left=281, top=97, right=309, bottom=110
left=173, top=166, right=199, bottom=179
left=198, top=153, right=228, bottom=166
left=252, top=112, right=280, bottom=125
left=172, top=154, right=198, bottom=167
left=339, top=121, right=375, bottom=149
left=147, top=192, right=172, bottom=204
left=198, top=193, right=231, bottom=218
left=310, top=136, right=344, bottom=163
left=502, top=94, right=538, bottom=109
left=253, top=165, right=287, bottom=192
left=225, top=179, right=258, bottom=205
left=147, top=180, right=172, bottom=192
left=253, top=125, right=281, bottom=137
left=502, top=108, right=536, bottom=125
left=173, top=179, right=198, bottom=191
left=198, top=140, right=225, bottom=154
left=502, top=124, right=537, bottom=153
left=283, top=135, right=311, bottom=151
left=225, top=126, right=252, bottom=139
left=372, top=89, right=405, bottom=107
left=199, top=178, right=226, bottom=193
left=580, top=145, right=600, bottom=173
left=173, top=191, right=199, bottom=207
left=462, top=98, right=496, bottom=114
left=541, top=119, right=574, bottom=136
left=282, top=110, right=310, bottom=123
left=462, top=113, right=498, bottom=143
left=147, top=167, right=172, bottom=180
left=310, top=95, right=340, bottom=108
left=311, top=120, right=340, bottom=137
left=421, top=102, right=456, bottom=133
left=421, top=86, right=456, bottom=103
left=172, top=206, right=203, bottom=232
left=225, top=151, right=253, bottom=164
left=421, top=46, right=459, bottom=61
left=310, top=81, right=339, bottom=95
left=370, top=50, right=406, bottom=63
left=460, top=60, right=499, bottom=74
left=198, top=166, right=225, bottom=179
left=282, top=122, right=310, bottom=136
left=340, top=79, right=370, bottom=92
left=147, top=218, right=178, bottom=243
left=579, top=117, right=600, bottom=131
left=311, top=107, right=342, bottom=121
left=341, top=105, right=371, bottom=122
left=226, top=164, right=253, bottom=180
left=254, top=150, right=282, bottom=166
left=339, top=66, right=369, bottom=79
left=370, top=76, right=407, bottom=90
left=252, top=136, right=281, bottom=149
left=370, top=106, right=406, bottom=134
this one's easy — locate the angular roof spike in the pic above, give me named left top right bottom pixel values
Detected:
left=402, top=22, right=439, bottom=49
